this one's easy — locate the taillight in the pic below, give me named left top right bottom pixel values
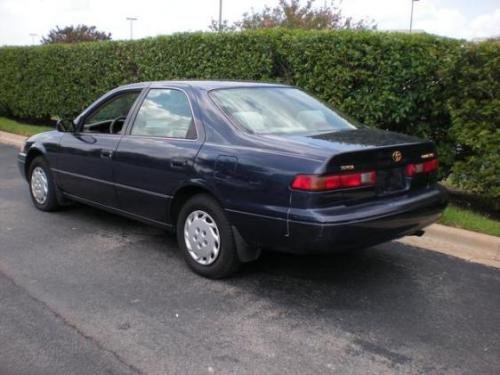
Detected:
left=405, top=159, right=439, bottom=177
left=291, top=171, right=376, bottom=191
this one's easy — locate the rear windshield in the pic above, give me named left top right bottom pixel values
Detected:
left=210, top=87, right=357, bottom=135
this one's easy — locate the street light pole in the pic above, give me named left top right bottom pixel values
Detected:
left=218, top=0, right=223, bottom=32
left=29, top=33, right=38, bottom=45
left=410, top=0, right=420, bottom=33
left=126, top=17, right=138, bottom=40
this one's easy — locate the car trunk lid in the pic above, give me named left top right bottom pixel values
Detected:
left=327, top=142, right=436, bottom=196
left=276, top=128, right=438, bottom=208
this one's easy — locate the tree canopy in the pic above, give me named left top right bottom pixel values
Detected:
left=210, top=0, right=375, bottom=32
left=41, top=25, right=111, bottom=44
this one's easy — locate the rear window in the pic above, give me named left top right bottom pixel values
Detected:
left=210, top=87, right=357, bottom=135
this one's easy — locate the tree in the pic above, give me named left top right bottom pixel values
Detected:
left=208, top=19, right=237, bottom=32
left=41, top=25, right=111, bottom=44
left=210, top=0, right=375, bottom=32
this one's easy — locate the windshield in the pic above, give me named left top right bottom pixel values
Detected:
left=210, top=87, right=357, bottom=135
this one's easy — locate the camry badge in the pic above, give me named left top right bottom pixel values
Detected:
left=392, top=150, right=402, bottom=162
left=340, top=164, right=355, bottom=171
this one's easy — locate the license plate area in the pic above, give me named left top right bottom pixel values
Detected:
left=376, top=167, right=407, bottom=194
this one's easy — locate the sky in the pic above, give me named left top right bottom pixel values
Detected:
left=0, top=0, right=499, bottom=46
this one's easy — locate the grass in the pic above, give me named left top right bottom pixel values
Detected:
left=439, top=204, right=500, bottom=237
left=0, top=116, right=52, bottom=137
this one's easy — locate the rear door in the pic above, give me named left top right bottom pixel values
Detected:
left=112, top=87, right=203, bottom=223
left=56, top=90, right=142, bottom=206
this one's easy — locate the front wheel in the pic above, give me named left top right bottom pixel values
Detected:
left=28, top=156, right=61, bottom=212
left=177, top=194, right=240, bottom=279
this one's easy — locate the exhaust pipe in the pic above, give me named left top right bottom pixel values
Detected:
left=412, top=230, right=425, bottom=237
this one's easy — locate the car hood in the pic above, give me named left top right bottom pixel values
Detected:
left=259, top=128, right=427, bottom=159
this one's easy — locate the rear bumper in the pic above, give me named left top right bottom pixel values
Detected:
left=229, top=186, right=448, bottom=254
left=287, top=193, right=446, bottom=253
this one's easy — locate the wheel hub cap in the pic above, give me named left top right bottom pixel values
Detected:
left=31, top=166, right=48, bottom=204
left=184, top=210, right=220, bottom=265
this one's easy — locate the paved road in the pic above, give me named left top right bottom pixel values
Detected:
left=0, top=143, right=499, bottom=374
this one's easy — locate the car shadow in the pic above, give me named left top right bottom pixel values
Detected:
left=68, top=203, right=425, bottom=312
left=61, top=203, right=422, bottom=296
left=234, top=244, right=422, bottom=310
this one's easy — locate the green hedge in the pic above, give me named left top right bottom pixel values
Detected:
left=447, top=40, right=500, bottom=204
left=0, top=30, right=497, bottom=202
left=0, top=32, right=277, bottom=120
left=275, top=31, right=460, bottom=175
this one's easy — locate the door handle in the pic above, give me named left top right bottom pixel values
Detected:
left=170, top=159, right=186, bottom=169
left=100, top=149, right=113, bottom=159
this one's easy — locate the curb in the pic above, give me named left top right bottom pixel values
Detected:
left=0, top=131, right=26, bottom=149
left=399, top=224, right=500, bottom=268
left=0, top=131, right=498, bottom=268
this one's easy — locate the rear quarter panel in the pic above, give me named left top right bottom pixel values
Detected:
left=194, top=141, right=323, bottom=247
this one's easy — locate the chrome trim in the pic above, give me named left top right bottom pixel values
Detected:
left=52, top=168, right=172, bottom=199
left=225, top=208, right=287, bottom=222
left=124, top=134, right=198, bottom=142
left=62, top=192, right=173, bottom=229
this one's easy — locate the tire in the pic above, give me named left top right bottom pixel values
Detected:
left=28, top=156, right=61, bottom=212
left=177, top=194, right=240, bottom=279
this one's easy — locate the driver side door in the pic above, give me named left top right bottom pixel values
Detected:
left=56, top=90, right=142, bottom=207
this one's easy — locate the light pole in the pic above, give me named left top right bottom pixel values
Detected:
left=29, top=33, right=38, bottom=45
left=218, top=0, right=223, bottom=32
left=410, top=0, right=420, bottom=33
left=126, top=17, right=138, bottom=40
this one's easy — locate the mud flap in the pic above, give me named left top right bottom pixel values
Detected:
left=232, top=225, right=261, bottom=262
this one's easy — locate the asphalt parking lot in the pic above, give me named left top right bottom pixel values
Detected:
left=0, top=143, right=499, bottom=374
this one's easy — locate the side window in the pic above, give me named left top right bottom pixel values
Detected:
left=130, top=89, right=196, bottom=139
left=83, top=91, right=140, bottom=134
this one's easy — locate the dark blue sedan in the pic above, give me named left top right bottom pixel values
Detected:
left=18, top=81, right=447, bottom=278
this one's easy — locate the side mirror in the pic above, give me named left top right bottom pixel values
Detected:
left=56, top=119, right=76, bottom=132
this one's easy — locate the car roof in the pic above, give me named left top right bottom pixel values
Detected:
left=118, top=80, right=291, bottom=91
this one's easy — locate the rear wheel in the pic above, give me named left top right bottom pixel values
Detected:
left=177, top=194, right=240, bottom=279
left=28, top=156, right=61, bottom=212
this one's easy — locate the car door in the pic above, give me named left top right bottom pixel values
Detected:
left=112, top=87, right=203, bottom=223
left=56, top=90, right=142, bottom=207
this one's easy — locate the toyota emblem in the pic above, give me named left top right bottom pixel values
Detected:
left=392, top=150, right=402, bottom=162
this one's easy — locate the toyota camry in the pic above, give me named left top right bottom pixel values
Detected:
left=18, top=81, right=448, bottom=278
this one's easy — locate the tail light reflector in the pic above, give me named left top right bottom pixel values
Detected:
left=405, top=159, right=439, bottom=177
left=291, top=171, right=376, bottom=191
